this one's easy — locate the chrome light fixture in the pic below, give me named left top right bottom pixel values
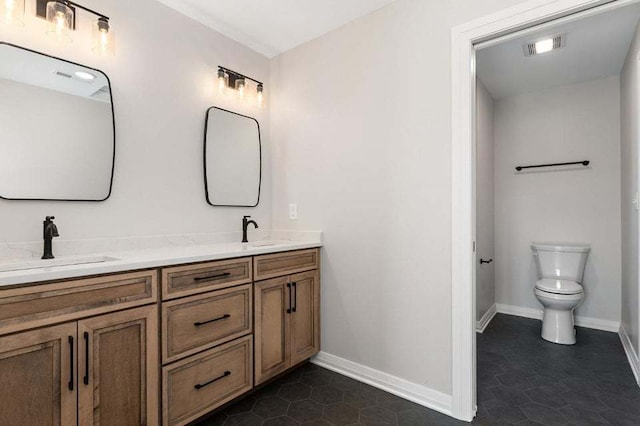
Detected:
left=39, top=0, right=114, bottom=55
left=0, top=0, right=25, bottom=26
left=217, top=66, right=264, bottom=108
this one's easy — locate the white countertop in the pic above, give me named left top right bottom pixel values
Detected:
left=0, top=239, right=322, bottom=288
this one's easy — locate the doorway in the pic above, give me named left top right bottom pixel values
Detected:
left=451, top=0, right=640, bottom=421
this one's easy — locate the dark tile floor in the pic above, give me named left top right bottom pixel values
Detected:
left=195, top=314, right=640, bottom=425
left=475, top=314, right=640, bottom=425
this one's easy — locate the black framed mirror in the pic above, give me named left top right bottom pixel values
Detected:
left=204, top=107, right=261, bottom=207
left=0, top=42, right=115, bottom=201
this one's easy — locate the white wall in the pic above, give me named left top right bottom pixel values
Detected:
left=621, top=22, right=640, bottom=353
left=270, top=0, right=529, bottom=395
left=476, top=79, right=495, bottom=322
left=494, top=76, right=621, bottom=323
left=0, top=0, right=271, bottom=243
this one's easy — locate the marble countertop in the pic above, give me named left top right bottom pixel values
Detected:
left=0, top=232, right=322, bottom=288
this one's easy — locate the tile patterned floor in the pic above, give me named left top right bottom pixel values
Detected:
left=196, top=314, right=640, bottom=425
left=475, top=314, right=640, bottom=425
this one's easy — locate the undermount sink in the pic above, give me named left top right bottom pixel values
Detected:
left=0, top=255, right=119, bottom=273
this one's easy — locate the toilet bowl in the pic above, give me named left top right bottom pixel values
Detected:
left=531, top=242, right=590, bottom=345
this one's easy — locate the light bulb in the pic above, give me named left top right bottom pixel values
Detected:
left=1, top=0, right=24, bottom=26
left=257, top=84, right=264, bottom=108
left=55, top=11, right=65, bottom=33
left=92, top=18, right=114, bottom=56
left=236, top=78, right=246, bottom=100
left=217, top=69, right=226, bottom=94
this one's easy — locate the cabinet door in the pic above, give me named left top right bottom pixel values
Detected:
left=290, top=270, right=321, bottom=365
left=254, top=276, right=290, bottom=384
left=78, top=305, right=159, bottom=426
left=0, top=322, right=77, bottom=426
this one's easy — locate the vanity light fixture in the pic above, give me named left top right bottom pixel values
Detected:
left=39, top=0, right=114, bottom=55
left=0, top=0, right=25, bottom=26
left=217, top=66, right=264, bottom=107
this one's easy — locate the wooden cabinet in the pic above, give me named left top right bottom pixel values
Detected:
left=254, top=276, right=291, bottom=383
left=0, top=305, right=158, bottom=426
left=254, top=268, right=320, bottom=385
left=289, top=270, right=321, bottom=366
left=78, top=305, right=158, bottom=426
left=163, top=336, right=253, bottom=426
left=0, top=247, right=320, bottom=426
left=0, top=323, right=77, bottom=426
left=162, top=258, right=252, bottom=300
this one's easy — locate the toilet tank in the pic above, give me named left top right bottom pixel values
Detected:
left=531, top=242, right=590, bottom=283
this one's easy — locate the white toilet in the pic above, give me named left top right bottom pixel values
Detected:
left=531, top=242, right=590, bottom=345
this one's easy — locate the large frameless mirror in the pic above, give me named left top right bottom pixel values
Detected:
left=204, top=107, right=261, bottom=207
left=0, top=42, right=115, bottom=201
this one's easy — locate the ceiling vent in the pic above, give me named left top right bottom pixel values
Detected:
left=523, top=34, right=566, bottom=56
left=53, top=70, right=73, bottom=79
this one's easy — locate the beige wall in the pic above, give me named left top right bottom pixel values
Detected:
left=270, top=0, right=529, bottom=395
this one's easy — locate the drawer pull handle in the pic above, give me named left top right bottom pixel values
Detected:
left=194, top=370, right=231, bottom=390
left=83, top=331, right=90, bottom=385
left=68, top=336, right=74, bottom=391
left=194, top=314, right=231, bottom=327
left=292, top=282, right=297, bottom=313
left=193, top=272, right=231, bottom=282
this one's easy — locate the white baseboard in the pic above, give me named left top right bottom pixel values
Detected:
left=495, top=303, right=620, bottom=333
left=311, top=351, right=452, bottom=417
left=619, top=325, right=640, bottom=386
left=476, top=304, right=497, bottom=333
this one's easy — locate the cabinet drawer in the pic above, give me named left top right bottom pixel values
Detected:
left=253, top=249, right=319, bottom=281
left=161, top=258, right=252, bottom=300
left=162, top=285, right=252, bottom=364
left=0, top=270, right=157, bottom=336
left=162, top=336, right=253, bottom=426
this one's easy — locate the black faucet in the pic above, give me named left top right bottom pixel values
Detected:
left=242, top=216, right=258, bottom=243
left=42, top=216, right=59, bottom=259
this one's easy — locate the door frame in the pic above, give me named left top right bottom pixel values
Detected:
left=450, top=0, right=640, bottom=420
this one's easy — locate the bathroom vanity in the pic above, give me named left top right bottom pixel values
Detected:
left=0, top=243, right=321, bottom=426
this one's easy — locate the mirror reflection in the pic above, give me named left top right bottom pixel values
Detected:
left=204, top=107, right=261, bottom=207
left=0, top=43, right=115, bottom=201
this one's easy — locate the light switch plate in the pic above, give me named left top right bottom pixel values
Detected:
left=289, top=204, right=298, bottom=220
left=634, top=192, right=639, bottom=211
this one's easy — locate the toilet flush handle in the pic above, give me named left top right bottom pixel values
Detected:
left=480, top=258, right=493, bottom=264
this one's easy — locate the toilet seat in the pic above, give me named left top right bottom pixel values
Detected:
left=535, top=279, right=583, bottom=295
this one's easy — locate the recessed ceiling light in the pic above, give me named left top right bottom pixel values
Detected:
left=523, top=33, right=566, bottom=56
left=75, top=71, right=96, bottom=81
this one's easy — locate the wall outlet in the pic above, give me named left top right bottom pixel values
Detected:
left=289, top=204, right=298, bottom=220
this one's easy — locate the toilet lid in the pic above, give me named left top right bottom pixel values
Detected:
left=535, top=279, right=583, bottom=295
